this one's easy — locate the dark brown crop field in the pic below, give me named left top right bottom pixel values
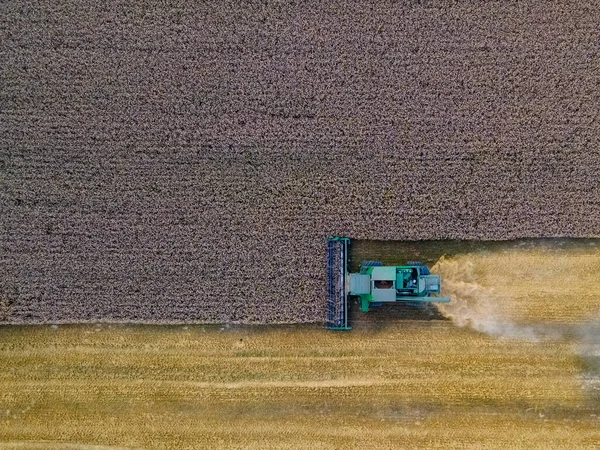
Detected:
left=2, top=1, right=600, bottom=323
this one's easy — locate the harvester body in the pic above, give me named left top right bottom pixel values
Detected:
left=350, top=263, right=449, bottom=312
left=327, top=237, right=450, bottom=329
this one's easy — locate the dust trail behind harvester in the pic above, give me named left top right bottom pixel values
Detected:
left=431, top=255, right=539, bottom=340
left=431, top=246, right=600, bottom=396
left=430, top=247, right=600, bottom=341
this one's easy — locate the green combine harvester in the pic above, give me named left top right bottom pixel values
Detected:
left=327, top=237, right=450, bottom=330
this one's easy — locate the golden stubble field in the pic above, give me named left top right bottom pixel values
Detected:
left=1, top=245, right=599, bottom=449
left=0, top=324, right=598, bottom=449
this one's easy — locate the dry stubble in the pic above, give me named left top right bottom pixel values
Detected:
left=0, top=323, right=598, bottom=449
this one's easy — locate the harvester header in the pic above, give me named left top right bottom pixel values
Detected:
left=327, top=237, right=450, bottom=330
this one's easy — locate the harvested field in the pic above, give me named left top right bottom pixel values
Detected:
left=351, top=238, right=600, bottom=328
left=2, top=1, right=600, bottom=323
left=0, top=321, right=598, bottom=449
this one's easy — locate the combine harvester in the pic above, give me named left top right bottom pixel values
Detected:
left=327, top=237, right=450, bottom=330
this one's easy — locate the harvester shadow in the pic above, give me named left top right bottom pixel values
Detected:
left=348, top=299, right=449, bottom=332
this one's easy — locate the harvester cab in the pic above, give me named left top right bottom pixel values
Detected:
left=327, top=237, right=450, bottom=330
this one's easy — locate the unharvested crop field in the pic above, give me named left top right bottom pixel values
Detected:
left=1, top=244, right=599, bottom=449
left=2, top=1, right=600, bottom=323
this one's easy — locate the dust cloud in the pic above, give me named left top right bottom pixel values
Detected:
left=431, top=255, right=540, bottom=340
left=575, top=321, right=600, bottom=397
left=431, top=248, right=600, bottom=342
left=431, top=248, right=600, bottom=395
